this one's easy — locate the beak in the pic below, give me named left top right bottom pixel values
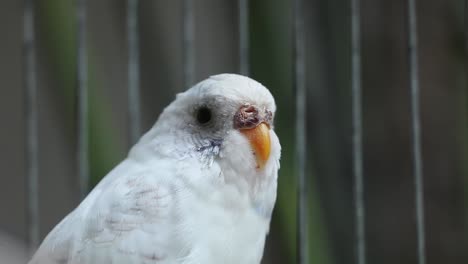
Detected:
left=240, top=122, right=271, bottom=169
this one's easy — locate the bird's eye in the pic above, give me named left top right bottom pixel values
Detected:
left=196, top=106, right=212, bottom=125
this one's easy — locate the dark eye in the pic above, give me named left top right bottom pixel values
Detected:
left=196, top=106, right=212, bottom=124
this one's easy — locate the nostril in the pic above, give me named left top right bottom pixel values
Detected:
left=241, top=105, right=257, bottom=115
left=243, top=106, right=256, bottom=113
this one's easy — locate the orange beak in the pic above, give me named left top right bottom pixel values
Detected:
left=240, top=122, right=271, bottom=169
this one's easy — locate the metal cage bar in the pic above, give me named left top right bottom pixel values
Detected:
left=23, top=0, right=39, bottom=251
left=239, top=0, right=249, bottom=76
left=76, top=0, right=89, bottom=200
left=127, top=0, right=141, bottom=145
left=407, top=1, right=426, bottom=264
left=351, top=0, right=366, bottom=263
left=293, top=0, right=308, bottom=263
left=183, top=0, right=195, bottom=88
left=465, top=0, right=468, bottom=57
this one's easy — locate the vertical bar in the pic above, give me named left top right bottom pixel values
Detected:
left=127, top=0, right=141, bottom=145
left=407, top=1, right=426, bottom=264
left=351, top=0, right=366, bottom=263
left=76, top=0, right=89, bottom=200
left=23, top=0, right=39, bottom=251
left=239, top=0, right=249, bottom=76
left=465, top=0, right=468, bottom=61
left=465, top=0, right=468, bottom=56
left=293, top=0, right=308, bottom=263
left=183, top=0, right=195, bottom=88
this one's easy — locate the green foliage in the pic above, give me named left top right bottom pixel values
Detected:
left=38, top=0, right=124, bottom=187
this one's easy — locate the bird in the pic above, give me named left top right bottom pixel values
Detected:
left=29, top=73, right=281, bottom=264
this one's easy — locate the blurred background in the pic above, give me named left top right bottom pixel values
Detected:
left=1, top=0, right=467, bottom=263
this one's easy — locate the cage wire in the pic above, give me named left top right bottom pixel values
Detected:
left=21, top=0, right=431, bottom=263
left=350, top=0, right=366, bottom=263
left=127, top=0, right=141, bottom=146
left=23, top=0, right=39, bottom=252
left=406, top=0, right=426, bottom=264
left=183, top=0, right=195, bottom=89
left=76, top=0, right=89, bottom=202
left=293, top=0, right=308, bottom=263
left=239, top=0, right=249, bottom=76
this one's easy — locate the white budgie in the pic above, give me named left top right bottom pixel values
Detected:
left=29, top=74, right=281, bottom=264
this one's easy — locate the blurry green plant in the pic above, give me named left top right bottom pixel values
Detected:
left=38, top=0, right=124, bottom=187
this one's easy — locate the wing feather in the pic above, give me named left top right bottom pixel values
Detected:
left=29, top=160, right=177, bottom=264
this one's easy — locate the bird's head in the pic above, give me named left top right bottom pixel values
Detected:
left=136, top=74, right=281, bottom=183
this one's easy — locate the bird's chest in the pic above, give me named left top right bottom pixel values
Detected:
left=177, top=185, right=269, bottom=264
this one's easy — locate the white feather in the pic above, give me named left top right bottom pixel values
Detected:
left=29, top=74, right=281, bottom=264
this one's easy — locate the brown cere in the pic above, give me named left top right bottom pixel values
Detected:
left=234, top=104, right=273, bottom=130
left=234, top=104, right=260, bottom=129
